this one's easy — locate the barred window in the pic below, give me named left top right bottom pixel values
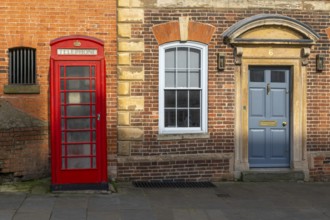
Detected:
left=9, top=47, right=36, bottom=84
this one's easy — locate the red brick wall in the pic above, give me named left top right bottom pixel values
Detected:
left=310, top=156, right=330, bottom=181
left=118, top=159, right=231, bottom=182
left=0, top=0, right=117, bottom=180
left=0, top=127, right=49, bottom=181
left=117, top=8, right=330, bottom=182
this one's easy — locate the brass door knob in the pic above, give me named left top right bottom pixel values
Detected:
left=282, top=121, right=287, bottom=127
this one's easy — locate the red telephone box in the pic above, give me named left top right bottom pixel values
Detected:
left=50, top=36, right=107, bottom=190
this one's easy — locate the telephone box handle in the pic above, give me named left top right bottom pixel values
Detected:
left=97, top=114, right=100, bottom=121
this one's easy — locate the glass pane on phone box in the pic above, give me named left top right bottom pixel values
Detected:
left=91, top=66, right=95, bottom=77
left=66, top=106, right=91, bottom=116
left=66, top=118, right=90, bottom=129
left=92, top=157, right=96, bottom=168
left=61, top=145, right=65, bottom=156
left=61, top=119, right=65, bottom=129
left=92, top=144, right=96, bottom=155
left=92, top=131, right=96, bottom=141
left=67, top=157, right=91, bottom=169
left=91, top=80, right=95, bottom=90
left=60, top=66, right=64, bottom=77
left=66, top=92, right=91, bottom=104
left=67, top=144, right=91, bottom=156
left=66, top=66, right=90, bottom=77
left=61, top=106, right=65, bottom=116
left=66, top=80, right=90, bottom=90
left=66, top=93, right=80, bottom=104
left=66, top=131, right=90, bottom=142
left=92, top=105, right=96, bottom=116
left=60, top=80, right=64, bottom=90
left=92, top=92, right=96, bottom=103
left=61, top=93, right=65, bottom=103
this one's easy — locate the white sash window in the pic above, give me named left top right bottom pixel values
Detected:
left=159, top=42, right=208, bottom=134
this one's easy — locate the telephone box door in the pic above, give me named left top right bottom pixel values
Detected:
left=50, top=36, right=107, bottom=190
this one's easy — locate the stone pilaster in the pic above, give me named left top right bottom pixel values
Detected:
left=117, top=0, right=144, bottom=156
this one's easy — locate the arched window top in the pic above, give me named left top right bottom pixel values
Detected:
left=160, top=41, right=207, bottom=50
left=222, top=14, right=320, bottom=46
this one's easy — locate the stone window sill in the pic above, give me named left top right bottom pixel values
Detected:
left=157, top=133, right=210, bottom=141
left=4, top=85, right=40, bottom=94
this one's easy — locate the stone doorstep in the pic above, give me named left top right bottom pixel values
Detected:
left=241, top=170, right=305, bottom=182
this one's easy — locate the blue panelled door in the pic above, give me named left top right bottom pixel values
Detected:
left=248, top=67, right=290, bottom=167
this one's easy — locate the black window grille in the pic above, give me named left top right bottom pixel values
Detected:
left=9, top=47, right=36, bottom=84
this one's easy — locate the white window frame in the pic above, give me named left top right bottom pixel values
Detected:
left=159, top=41, right=208, bottom=134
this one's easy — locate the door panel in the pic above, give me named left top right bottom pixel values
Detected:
left=248, top=67, right=290, bottom=167
left=250, top=129, right=266, bottom=158
left=250, top=88, right=266, bottom=117
left=53, top=61, right=106, bottom=185
left=270, top=129, right=286, bottom=157
left=271, top=89, right=286, bottom=117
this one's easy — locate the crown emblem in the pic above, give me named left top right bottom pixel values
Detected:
left=73, top=41, right=81, bottom=47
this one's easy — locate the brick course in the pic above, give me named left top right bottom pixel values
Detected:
left=310, top=156, right=330, bottom=181
left=118, top=158, right=231, bottom=182
left=0, top=127, right=49, bottom=181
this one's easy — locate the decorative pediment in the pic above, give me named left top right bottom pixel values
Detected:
left=222, top=14, right=319, bottom=46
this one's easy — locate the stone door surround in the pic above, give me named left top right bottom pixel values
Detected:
left=222, top=14, right=320, bottom=180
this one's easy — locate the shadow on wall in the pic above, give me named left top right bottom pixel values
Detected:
left=0, top=99, right=49, bottom=183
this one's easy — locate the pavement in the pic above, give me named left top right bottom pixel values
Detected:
left=0, top=181, right=330, bottom=220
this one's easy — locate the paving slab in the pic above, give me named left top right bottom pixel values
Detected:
left=0, top=210, right=16, bottom=220
left=173, top=209, right=210, bottom=220
left=0, top=193, right=26, bottom=210
left=53, top=196, right=89, bottom=209
left=88, top=195, right=120, bottom=211
left=87, top=211, right=120, bottom=220
left=0, top=182, right=329, bottom=220
left=13, top=212, right=51, bottom=220
left=50, top=208, right=86, bottom=220
left=17, top=195, right=55, bottom=213
left=119, top=209, right=157, bottom=220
